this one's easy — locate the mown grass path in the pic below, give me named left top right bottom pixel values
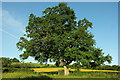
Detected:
left=31, top=68, right=120, bottom=72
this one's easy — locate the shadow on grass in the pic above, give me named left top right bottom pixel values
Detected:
left=2, top=75, right=119, bottom=80
left=24, top=75, right=52, bottom=80
left=2, top=75, right=52, bottom=80
left=40, top=71, right=58, bottom=75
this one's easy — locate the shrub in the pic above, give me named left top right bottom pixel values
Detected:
left=11, top=63, right=41, bottom=68
left=93, top=65, right=120, bottom=71
left=2, top=68, right=9, bottom=73
left=10, top=58, right=20, bottom=62
left=2, top=68, right=18, bottom=73
left=49, top=64, right=56, bottom=68
left=58, top=70, right=64, bottom=75
left=2, top=68, right=34, bottom=73
left=1, top=57, right=11, bottom=67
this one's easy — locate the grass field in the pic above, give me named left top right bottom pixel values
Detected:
left=2, top=68, right=120, bottom=79
left=2, top=71, right=119, bottom=78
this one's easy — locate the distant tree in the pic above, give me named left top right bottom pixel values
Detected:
left=16, top=3, right=112, bottom=75
left=1, top=57, right=11, bottom=67
left=10, top=58, right=20, bottom=62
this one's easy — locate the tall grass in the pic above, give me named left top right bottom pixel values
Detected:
left=2, top=68, right=39, bottom=78
left=69, top=71, right=119, bottom=78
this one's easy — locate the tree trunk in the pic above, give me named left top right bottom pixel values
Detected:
left=64, top=66, right=69, bottom=75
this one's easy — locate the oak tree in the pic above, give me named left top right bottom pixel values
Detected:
left=16, top=3, right=112, bottom=75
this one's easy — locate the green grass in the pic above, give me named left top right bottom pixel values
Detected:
left=2, top=68, right=119, bottom=78
left=68, top=71, right=119, bottom=78
left=2, top=72, right=119, bottom=78
left=2, top=68, right=36, bottom=78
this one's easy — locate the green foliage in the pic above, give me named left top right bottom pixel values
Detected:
left=58, top=70, right=64, bottom=75
left=72, top=63, right=81, bottom=68
left=16, top=3, right=112, bottom=68
left=49, top=64, right=56, bottom=68
left=11, top=63, right=41, bottom=68
left=95, top=65, right=120, bottom=71
left=10, top=58, right=20, bottom=62
left=10, top=62, right=59, bottom=68
left=1, top=57, right=11, bottom=67
left=11, top=63, right=31, bottom=68
left=2, top=68, right=33, bottom=73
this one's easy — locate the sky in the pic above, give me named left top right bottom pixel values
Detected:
left=1, top=2, right=118, bottom=65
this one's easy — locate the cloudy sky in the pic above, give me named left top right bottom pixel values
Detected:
left=1, top=2, right=118, bottom=65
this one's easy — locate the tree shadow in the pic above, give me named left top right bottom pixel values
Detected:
left=2, top=75, right=52, bottom=80
left=23, top=75, right=52, bottom=80
left=40, top=71, right=58, bottom=75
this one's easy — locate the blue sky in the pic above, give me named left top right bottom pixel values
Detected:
left=1, top=2, right=118, bottom=65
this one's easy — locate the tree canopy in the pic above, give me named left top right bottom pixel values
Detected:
left=16, top=3, right=112, bottom=71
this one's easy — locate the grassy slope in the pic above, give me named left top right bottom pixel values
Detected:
left=2, top=63, right=119, bottom=78
left=2, top=70, right=119, bottom=78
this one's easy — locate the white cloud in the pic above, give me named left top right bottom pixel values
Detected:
left=2, top=10, right=25, bottom=33
left=0, top=28, right=18, bottom=39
